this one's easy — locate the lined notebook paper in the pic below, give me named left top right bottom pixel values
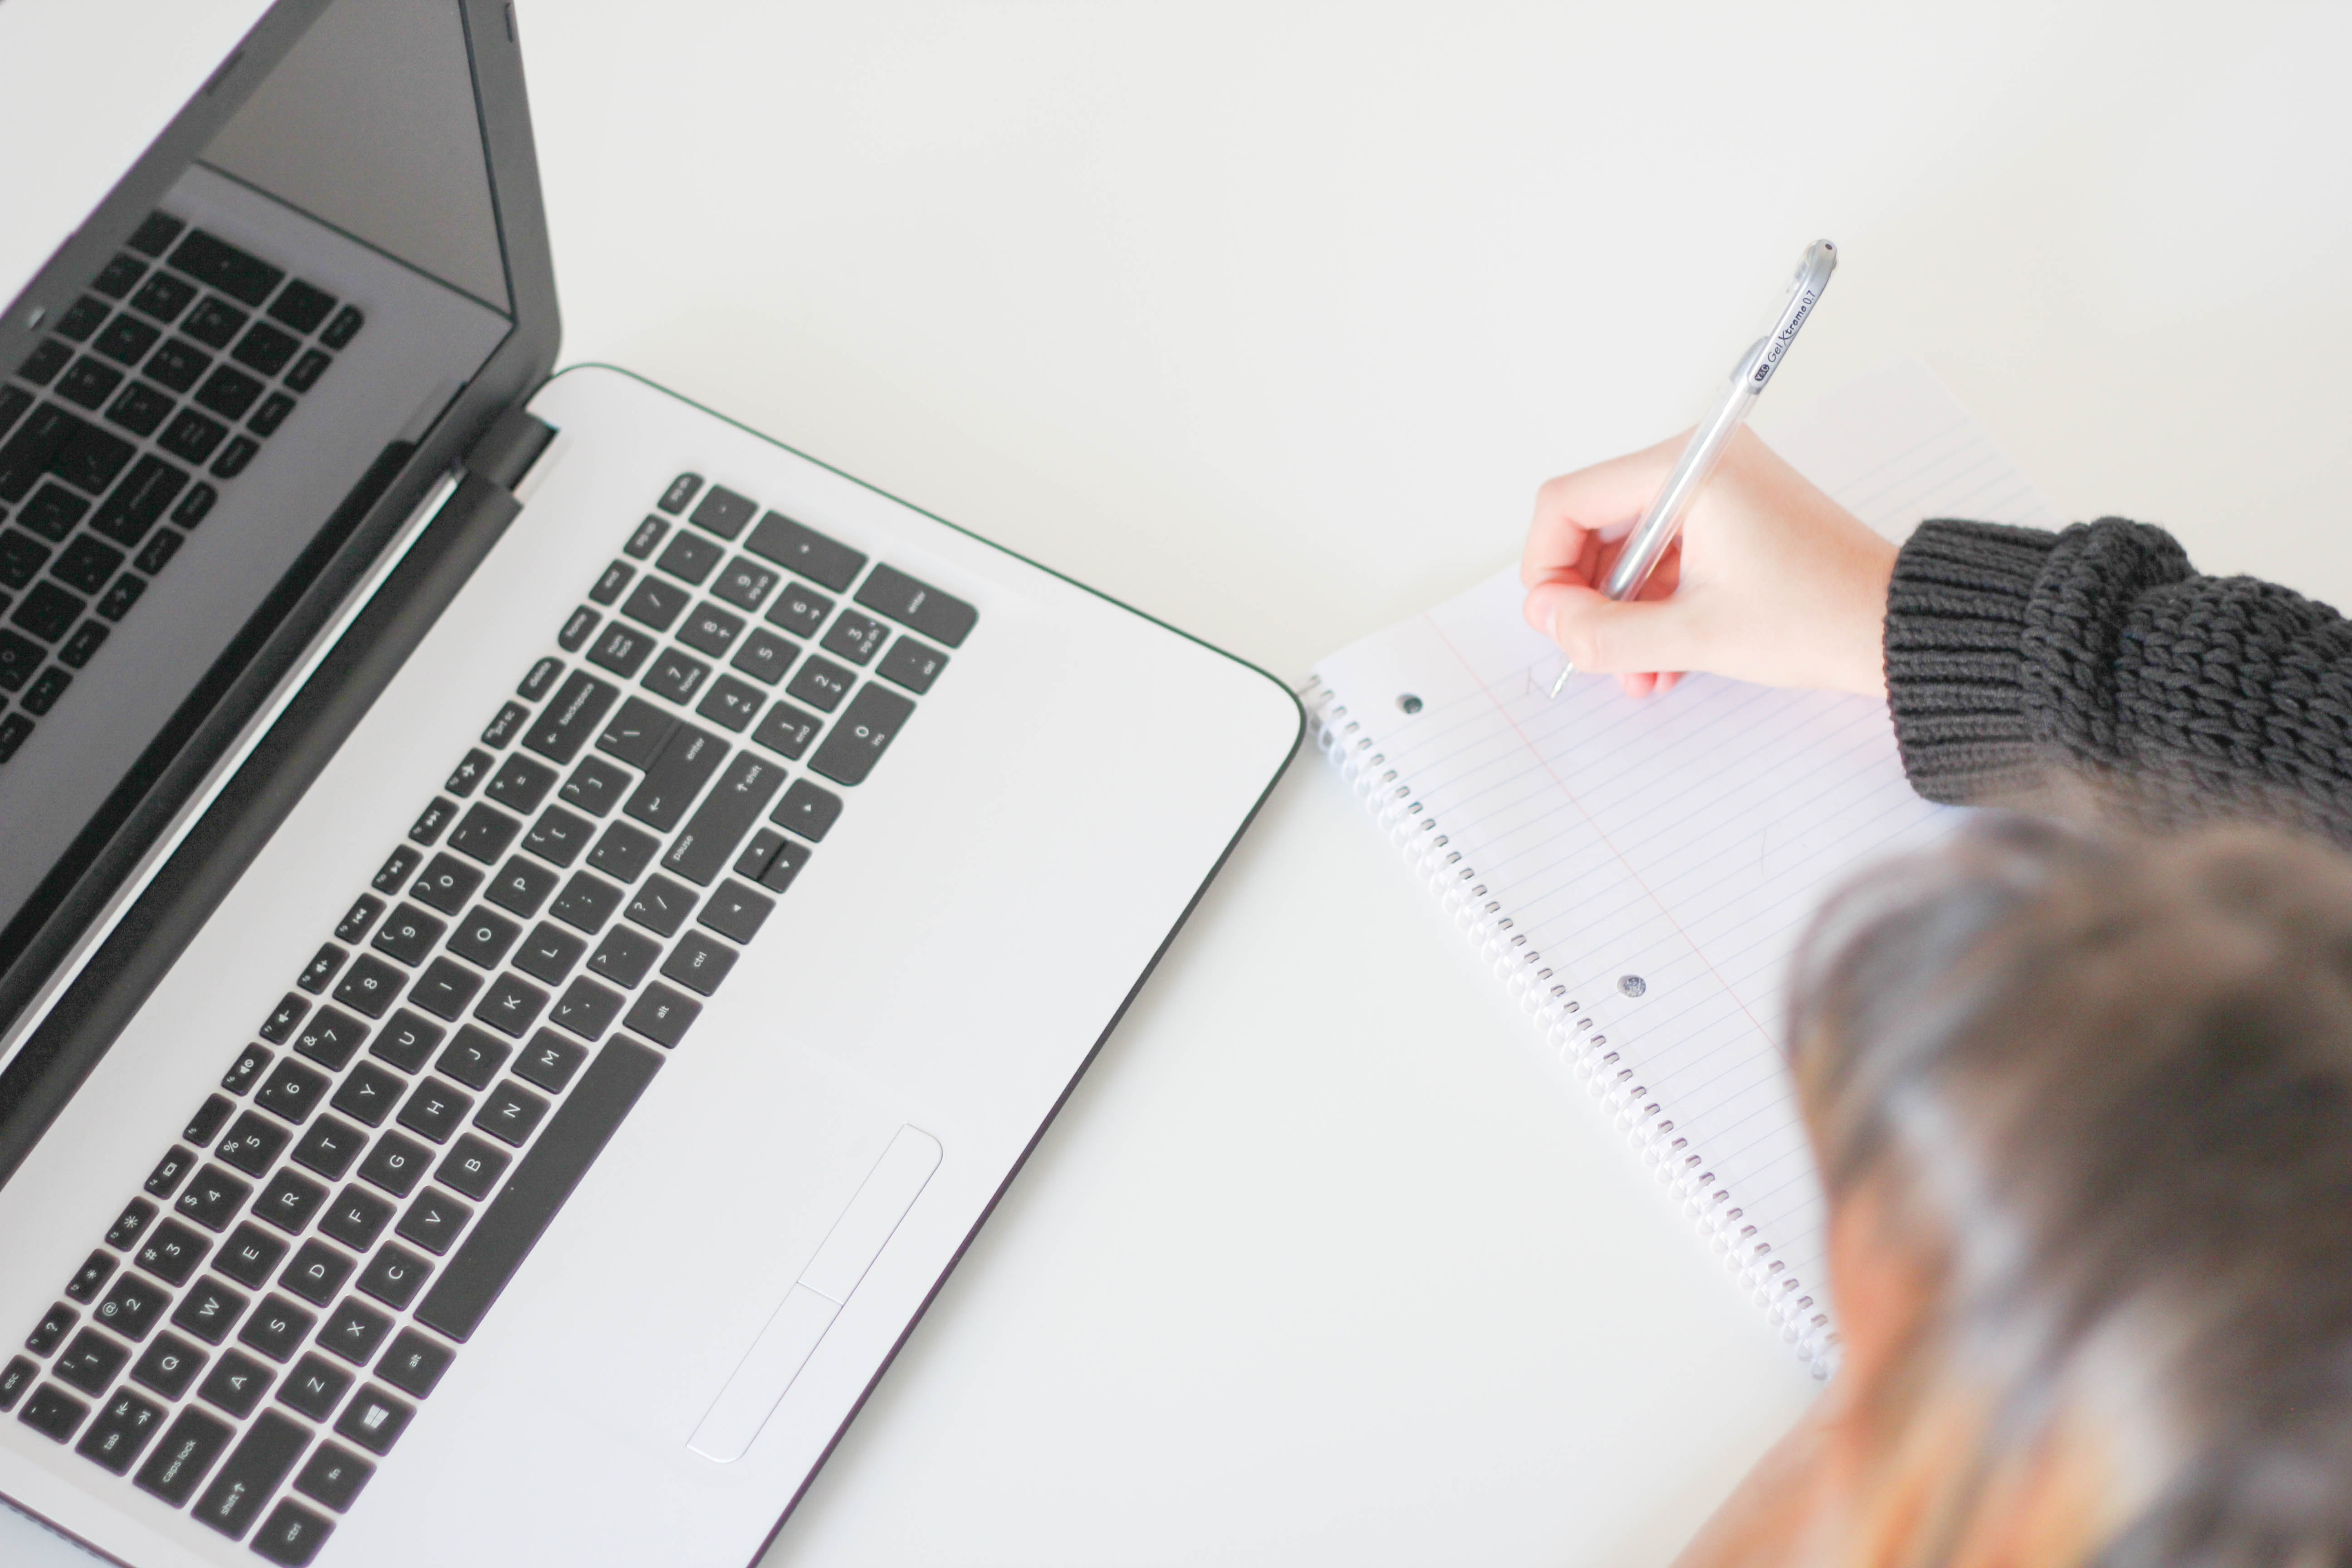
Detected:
left=1304, top=360, right=2060, bottom=1368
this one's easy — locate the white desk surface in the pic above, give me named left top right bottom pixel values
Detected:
left=12, top=3, right=2352, bottom=1565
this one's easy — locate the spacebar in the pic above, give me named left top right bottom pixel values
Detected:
left=414, top=1038, right=664, bottom=1342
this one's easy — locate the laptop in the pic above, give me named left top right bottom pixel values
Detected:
left=0, top=2, right=1301, bottom=1563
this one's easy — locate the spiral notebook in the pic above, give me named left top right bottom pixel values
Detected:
left=1302, top=360, right=2061, bottom=1369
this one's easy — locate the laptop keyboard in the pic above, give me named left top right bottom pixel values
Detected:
left=1, top=474, right=973, bottom=1564
left=0, top=211, right=364, bottom=764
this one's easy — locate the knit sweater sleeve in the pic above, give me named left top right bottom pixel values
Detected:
left=1884, top=518, right=2352, bottom=841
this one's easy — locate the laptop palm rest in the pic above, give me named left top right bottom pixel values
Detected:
left=689, top=1125, right=942, bottom=1463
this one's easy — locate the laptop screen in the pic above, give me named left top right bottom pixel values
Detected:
left=0, top=0, right=521, bottom=997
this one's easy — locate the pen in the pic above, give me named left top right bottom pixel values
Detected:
left=1547, top=239, right=1838, bottom=698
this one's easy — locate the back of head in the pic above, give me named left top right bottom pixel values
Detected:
left=1792, top=816, right=2352, bottom=1568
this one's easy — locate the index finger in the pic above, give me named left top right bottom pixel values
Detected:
left=1521, top=433, right=1687, bottom=590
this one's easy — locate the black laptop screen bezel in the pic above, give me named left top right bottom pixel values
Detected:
left=0, top=0, right=561, bottom=1181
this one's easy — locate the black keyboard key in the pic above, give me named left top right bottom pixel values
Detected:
left=52, top=534, right=123, bottom=593
left=20, top=665, right=69, bottom=715
left=414, top=1037, right=662, bottom=1341
left=688, top=484, right=755, bottom=538
left=711, top=555, right=779, bottom=611
left=58, top=617, right=108, bottom=666
left=0, top=1357, right=34, bottom=1410
left=321, top=304, right=366, bottom=349
left=663, top=752, right=785, bottom=886
left=548, top=976, right=624, bottom=1040
left=170, top=1278, right=248, bottom=1345
left=333, top=895, right=386, bottom=944
left=170, top=230, right=284, bottom=306
left=261, top=999, right=308, bottom=1046
left=369, top=1011, right=444, bottom=1073
left=252, top=1499, right=335, bottom=1566
left=145, top=1143, right=198, bottom=1197
left=856, top=562, right=978, bottom=647
left=472, top=1080, right=550, bottom=1147
left=210, top=434, right=260, bottom=479
left=54, top=1328, right=129, bottom=1396
left=26, top=1303, right=77, bottom=1357
left=0, top=405, right=78, bottom=505
left=283, top=347, right=332, bottom=393
left=0, top=628, right=43, bottom=690
left=176, top=1166, right=254, bottom=1232
left=626, top=514, right=669, bottom=557
left=448, top=801, right=520, bottom=864
left=514, top=921, right=587, bottom=986
left=699, top=881, right=776, bottom=944
left=193, top=363, right=264, bottom=421
left=218, top=1112, right=289, bottom=1175
left=14, top=341, right=68, bottom=387
left=331, top=953, right=407, bottom=1017
left=129, top=214, right=186, bottom=257
left=58, top=355, right=124, bottom=410
left=94, top=1274, right=170, bottom=1340
left=106, top=1198, right=159, bottom=1251
left=442, top=748, right=493, bottom=798
left=131, top=278, right=196, bottom=328
left=232, top=320, right=300, bottom=377
left=521, top=669, right=619, bottom=765
left=329, top=1061, right=405, bottom=1127
left=662, top=931, right=738, bottom=997
left=0, top=382, right=24, bottom=436
left=810, top=681, right=917, bottom=786
left=624, top=984, right=701, bottom=1047
left=397, top=1078, right=473, bottom=1143
left=372, top=845, right=423, bottom=894
left=318, top=1187, right=394, bottom=1253
left=278, top=1241, right=356, bottom=1307
left=357, top=1131, right=432, bottom=1198
left=472, top=973, right=548, bottom=1038
left=290, top=1116, right=367, bottom=1182
left=408, top=796, right=456, bottom=845
left=596, top=694, right=676, bottom=768
left=0, top=712, right=32, bottom=759
left=696, top=673, right=766, bottom=732
left=519, top=656, right=564, bottom=701
left=196, top=1347, right=273, bottom=1417
left=18, top=1383, right=86, bottom=1443
left=410, top=852, right=484, bottom=914
left=195, top=1409, right=310, bottom=1542
left=56, top=297, right=110, bottom=342
left=335, top=1383, right=416, bottom=1456
left=774, top=778, right=843, bottom=841
left=130, top=1333, right=206, bottom=1399
left=213, top=1226, right=289, bottom=1291
left=396, top=1188, right=473, bottom=1255
left=294, top=1441, right=372, bottom=1512
left=657, top=528, right=723, bottom=586
left=159, top=406, right=228, bottom=464
left=238, top=1297, right=315, bottom=1364
left=135, top=1219, right=210, bottom=1287
left=256, top=1058, right=331, bottom=1125
left=763, top=578, right=833, bottom=638
left=513, top=1030, right=588, bottom=1095
left=293, top=1006, right=369, bottom=1071
left=589, top=559, right=633, bottom=605
left=433, top=1025, right=510, bottom=1090
left=677, top=600, right=744, bottom=657
left=523, top=804, right=595, bottom=867
left=376, top=1330, right=454, bottom=1402
left=729, top=625, right=797, bottom=686
left=269, top=279, right=338, bottom=333
left=407, top=959, right=480, bottom=1029
left=557, top=606, right=599, bottom=652
left=76, top=1388, right=166, bottom=1475
left=657, top=474, right=703, bottom=515
left=135, top=1404, right=234, bottom=1504
left=254, top=1169, right=329, bottom=1235
left=580, top=823, right=653, bottom=886
left=480, top=699, right=528, bottom=747
left=355, top=1245, right=431, bottom=1312
left=485, top=854, right=561, bottom=919
left=784, top=654, right=853, bottom=713
left=549, top=871, right=623, bottom=933
left=446, top=907, right=520, bottom=970
left=319, top=1296, right=393, bottom=1367
left=625, top=873, right=695, bottom=936
left=20, top=478, right=89, bottom=539
left=67, top=1249, right=119, bottom=1303
left=560, top=754, right=633, bottom=817
left=0, top=529, right=48, bottom=589
left=745, top=511, right=866, bottom=591
left=108, top=379, right=175, bottom=438
left=585, top=925, right=659, bottom=990
left=94, top=313, right=162, bottom=364
left=13, top=580, right=84, bottom=642
left=436, top=1133, right=511, bottom=1200
left=145, top=334, right=210, bottom=390
left=484, top=754, right=556, bottom=816
left=623, top=722, right=727, bottom=832
left=619, top=574, right=687, bottom=633
left=248, top=390, right=296, bottom=436
left=95, top=570, right=147, bottom=622
left=278, top=1354, right=352, bottom=1421
left=820, top=609, right=888, bottom=665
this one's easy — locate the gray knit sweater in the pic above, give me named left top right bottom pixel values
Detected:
left=1885, top=519, right=2352, bottom=842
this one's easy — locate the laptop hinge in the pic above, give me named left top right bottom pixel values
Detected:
left=462, top=404, right=559, bottom=492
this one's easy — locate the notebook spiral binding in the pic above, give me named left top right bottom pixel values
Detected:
left=1300, top=675, right=1838, bottom=1375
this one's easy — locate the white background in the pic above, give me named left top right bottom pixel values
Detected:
left=14, top=3, right=2352, bottom=1565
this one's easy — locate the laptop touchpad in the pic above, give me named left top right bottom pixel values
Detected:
left=688, top=1125, right=942, bottom=1463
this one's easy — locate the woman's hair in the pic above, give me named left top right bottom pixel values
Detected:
left=1789, top=815, right=2352, bottom=1568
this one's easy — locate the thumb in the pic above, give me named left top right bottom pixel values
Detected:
left=1527, top=581, right=1699, bottom=675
